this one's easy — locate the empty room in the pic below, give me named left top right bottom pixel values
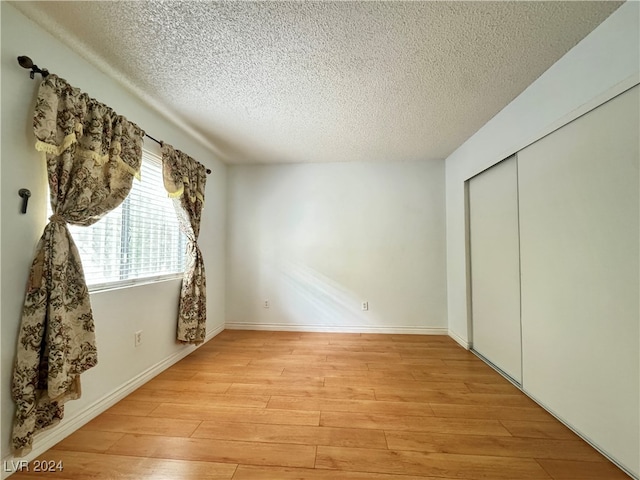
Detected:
left=1, top=1, right=638, bottom=479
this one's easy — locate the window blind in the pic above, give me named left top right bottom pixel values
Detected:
left=68, top=150, right=186, bottom=291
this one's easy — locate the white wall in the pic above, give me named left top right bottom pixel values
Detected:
left=445, top=1, right=640, bottom=346
left=0, top=3, right=226, bottom=467
left=226, top=161, right=447, bottom=333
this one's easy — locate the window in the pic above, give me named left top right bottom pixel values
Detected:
left=68, top=150, right=186, bottom=291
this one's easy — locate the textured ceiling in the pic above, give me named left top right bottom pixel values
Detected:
left=14, top=1, right=622, bottom=164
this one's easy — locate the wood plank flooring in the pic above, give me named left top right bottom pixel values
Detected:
left=13, top=330, right=630, bottom=479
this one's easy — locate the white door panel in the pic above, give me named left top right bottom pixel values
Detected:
left=469, top=155, right=522, bottom=383
left=518, top=86, right=639, bottom=476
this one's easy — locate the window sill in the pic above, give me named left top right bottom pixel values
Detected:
left=88, top=273, right=184, bottom=294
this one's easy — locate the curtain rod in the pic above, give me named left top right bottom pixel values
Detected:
left=17, top=55, right=211, bottom=175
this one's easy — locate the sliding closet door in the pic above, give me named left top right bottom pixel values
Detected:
left=518, top=86, right=639, bottom=476
left=468, top=156, right=521, bottom=383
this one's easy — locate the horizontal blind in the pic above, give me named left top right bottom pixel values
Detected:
left=68, top=150, right=186, bottom=290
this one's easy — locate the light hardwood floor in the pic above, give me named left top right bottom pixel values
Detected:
left=13, top=330, right=630, bottom=479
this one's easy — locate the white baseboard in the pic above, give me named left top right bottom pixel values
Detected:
left=225, top=322, right=448, bottom=335
left=448, top=330, right=470, bottom=349
left=1, top=324, right=223, bottom=479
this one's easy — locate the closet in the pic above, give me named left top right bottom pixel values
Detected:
left=468, top=85, right=639, bottom=477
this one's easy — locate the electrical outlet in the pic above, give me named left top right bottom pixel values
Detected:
left=264, top=299, right=270, bottom=309
left=134, top=330, right=142, bottom=347
left=361, top=301, right=369, bottom=311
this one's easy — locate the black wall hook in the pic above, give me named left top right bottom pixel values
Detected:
left=17, top=56, right=49, bottom=79
left=19, top=189, right=31, bottom=214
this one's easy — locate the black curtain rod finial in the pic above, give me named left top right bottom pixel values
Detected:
left=17, top=55, right=49, bottom=79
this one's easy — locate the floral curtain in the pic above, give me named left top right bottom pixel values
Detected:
left=11, top=74, right=145, bottom=456
left=161, top=143, right=207, bottom=344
